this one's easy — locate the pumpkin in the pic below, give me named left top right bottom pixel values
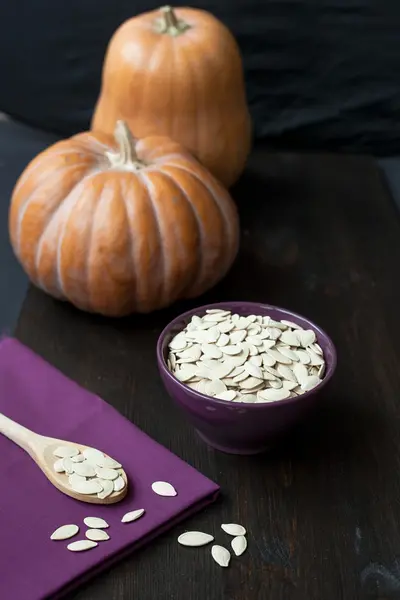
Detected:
left=92, top=5, right=252, bottom=188
left=9, top=121, right=240, bottom=317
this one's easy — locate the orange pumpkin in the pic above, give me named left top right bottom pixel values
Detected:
left=92, top=6, right=252, bottom=188
left=9, top=121, right=240, bottom=316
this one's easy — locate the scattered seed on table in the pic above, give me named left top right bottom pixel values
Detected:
left=50, top=524, right=79, bottom=540
left=211, top=545, right=231, bottom=567
left=85, top=529, right=110, bottom=542
left=67, top=540, right=98, bottom=552
left=177, top=531, right=214, bottom=547
left=151, top=481, right=177, bottom=497
left=221, top=523, right=246, bottom=536
left=121, top=509, right=145, bottom=523
left=83, top=517, right=109, bottom=529
left=231, top=535, right=247, bottom=556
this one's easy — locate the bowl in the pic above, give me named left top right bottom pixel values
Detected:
left=157, top=302, right=337, bottom=455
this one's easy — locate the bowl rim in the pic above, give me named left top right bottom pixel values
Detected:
left=156, top=301, right=337, bottom=410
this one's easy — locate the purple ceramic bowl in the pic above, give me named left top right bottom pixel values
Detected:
left=157, top=302, right=337, bottom=455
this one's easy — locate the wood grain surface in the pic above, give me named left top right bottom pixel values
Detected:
left=15, top=150, right=400, bottom=600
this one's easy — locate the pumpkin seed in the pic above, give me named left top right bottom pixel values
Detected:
left=121, top=508, right=145, bottom=523
left=68, top=473, right=87, bottom=487
left=73, top=462, right=97, bottom=478
left=50, top=524, right=79, bottom=540
left=280, top=330, right=301, bottom=346
left=83, top=517, right=109, bottom=529
left=53, top=446, right=79, bottom=459
left=178, top=531, right=214, bottom=547
left=220, top=345, right=242, bottom=356
left=86, top=529, right=110, bottom=541
left=97, top=479, right=114, bottom=499
left=301, top=375, right=321, bottom=391
left=216, top=333, right=230, bottom=346
left=113, top=476, right=126, bottom=492
left=244, top=362, right=263, bottom=379
left=298, top=329, right=316, bottom=347
left=205, top=379, right=227, bottom=397
left=215, top=390, right=237, bottom=401
left=53, top=459, right=65, bottom=473
left=221, top=523, right=247, bottom=536
left=231, top=535, right=247, bottom=556
left=293, top=363, right=309, bottom=385
left=71, top=454, right=85, bottom=463
left=70, top=478, right=103, bottom=495
left=151, top=481, right=177, bottom=496
left=95, top=467, right=119, bottom=481
left=211, top=545, right=231, bottom=567
left=97, top=455, right=122, bottom=469
left=67, top=540, right=97, bottom=552
left=201, top=344, right=222, bottom=359
left=257, top=388, right=290, bottom=401
left=63, top=457, right=75, bottom=474
left=151, top=481, right=177, bottom=497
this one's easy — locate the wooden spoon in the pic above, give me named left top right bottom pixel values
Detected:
left=0, top=412, right=128, bottom=504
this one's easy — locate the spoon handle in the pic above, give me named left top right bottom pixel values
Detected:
left=0, top=412, right=37, bottom=453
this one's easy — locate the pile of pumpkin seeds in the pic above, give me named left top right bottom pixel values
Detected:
left=167, top=310, right=326, bottom=403
left=178, top=522, right=247, bottom=567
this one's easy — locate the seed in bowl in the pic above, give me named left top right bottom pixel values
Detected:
left=167, top=310, right=326, bottom=403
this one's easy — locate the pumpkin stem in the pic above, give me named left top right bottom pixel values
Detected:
left=156, top=6, right=191, bottom=36
left=106, top=121, right=145, bottom=171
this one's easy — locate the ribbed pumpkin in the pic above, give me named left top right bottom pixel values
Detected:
left=92, top=5, right=252, bottom=188
left=9, top=121, right=239, bottom=316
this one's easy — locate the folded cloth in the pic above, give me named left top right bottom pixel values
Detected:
left=0, top=338, right=219, bottom=600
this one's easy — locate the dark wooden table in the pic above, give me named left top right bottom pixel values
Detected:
left=15, top=150, right=400, bottom=600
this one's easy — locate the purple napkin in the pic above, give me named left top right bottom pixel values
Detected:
left=0, top=338, right=219, bottom=600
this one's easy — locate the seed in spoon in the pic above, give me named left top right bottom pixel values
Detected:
left=71, top=454, right=85, bottom=463
left=113, top=476, right=126, bottom=492
left=85, top=529, right=110, bottom=542
left=69, top=478, right=103, bottom=495
left=121, top=509, right=145, bottom=523
left=73, top=461, right=97, bottom=477
left=151, top=481, right=177, bottom=497
left=50, top=524, right=79, bottom=540
left=95, top=467, right=119, bottom=481
left=83, top=517, right=109, bottom=529
left=96, top=456, right=122, bottom=469
left=97, top=479, right=114, bottom=499
left=62, top=457, right=75, bottom=474
left=211, top=545, right=231, bottom=567
left=231, top=535, right=247, bottom=556
left=68, top=473, right=87, bottom=487
left=221, top=523, right=246, bottom=536
left=178, top=531, right=214, bottom=547
left=67, top=540, right=98, bottom=552
left=53, top=446, right=79, bottom=458
left=53, top=459, right=65, bottom=473
left=82, top=448, right=105, bottom=463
